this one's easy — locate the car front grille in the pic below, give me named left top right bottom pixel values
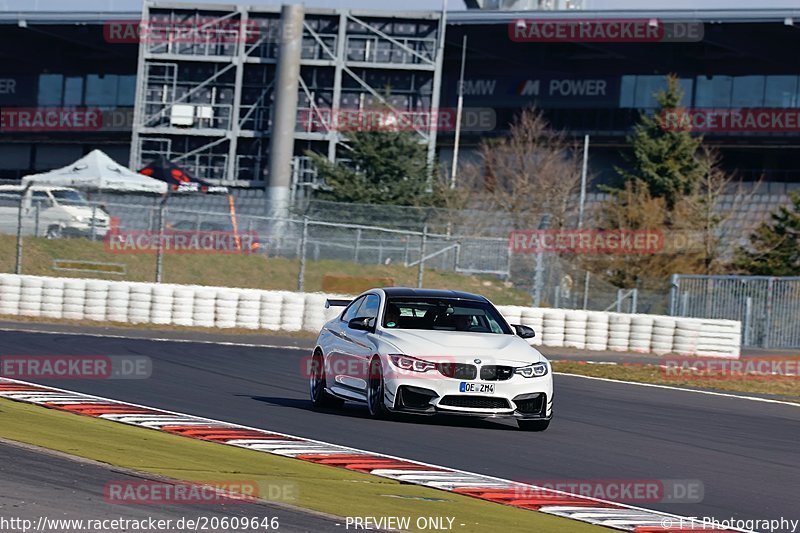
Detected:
left=439, top=395, right=510, bottom=409
left=437, top=362, right=477, bottom=380
left=479, top=365, right=514, bottom=381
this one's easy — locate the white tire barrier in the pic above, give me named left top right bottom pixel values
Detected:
left=564, top=310, right=588, bottom=349
left=0, top=275, right=22, bottom=315
left=193, top=290, right=216, bottom=328
left=0, top=274, right=743, bottom=358
left=128, top=284, right=152, bottom=324
left=260, top=292, right=283, bottom=330
left=236, top=290, right=261, bottom=330
left=172, top=287, right=195, bottom=327
left=607, top=313, right=632, bottom=352
left=41, top=278, right=65, bottom=319
left=651, top=317, right=676, bottom=355
left=62, top=279, right=86, bottom=320
left=542, top=309, right=566, bottom=347
left=215, top=291, right=239, bottom=329
left=106, top=283, right=130, bottom=323
left=84, top=280, right=109, bottom=322
left=585, top=311, right=610, bottom=351
left=520, top=308, right=543, bottom=346
left=302, top=293, right=329, bottom=333
left=281, top=293, right=305, bottom=332
left=628, top=315, right=654, bottom=353
left=151, top=285, right=174, bottom=325
left=19, top=277, right=45, bottom=318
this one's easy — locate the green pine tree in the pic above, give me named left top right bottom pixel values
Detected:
left=615, top=75, right=706, bottom=209
left=733, top=192, right=800, bottom=276
left=309, top=130, right=431, bottom=206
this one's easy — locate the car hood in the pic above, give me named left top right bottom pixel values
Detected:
left=377, top=329, right=544, bottom=365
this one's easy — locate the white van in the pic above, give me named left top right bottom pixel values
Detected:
left=0, top=185, right=111, bottom=239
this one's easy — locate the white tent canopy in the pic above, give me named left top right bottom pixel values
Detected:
left=22, top=150, right=168, bottom=194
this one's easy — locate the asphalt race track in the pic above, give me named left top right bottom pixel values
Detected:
left=1, top=329, right=798, bottom=528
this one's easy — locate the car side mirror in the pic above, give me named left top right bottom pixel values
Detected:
left=513, top=324, right=536, bottom=339
left=348, top=317, right=375, bottom=332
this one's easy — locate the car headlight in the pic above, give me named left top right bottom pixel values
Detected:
left=515, top=362, right=549, bottom=378
left=388, top=354, right=436, bottom=373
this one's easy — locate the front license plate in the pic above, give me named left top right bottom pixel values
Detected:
left=459, top=382, right=495, bottom=394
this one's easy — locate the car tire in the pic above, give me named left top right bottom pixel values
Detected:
left=46, top=225, right=63, bottom=239
left=367, top=357, right=390, bottom=419
left=309, top=351, right=343, bottom=409
left=518, top=419, right=551, bottom=432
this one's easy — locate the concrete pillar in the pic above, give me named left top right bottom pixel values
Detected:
left=267, top=4, right=304, bottom=217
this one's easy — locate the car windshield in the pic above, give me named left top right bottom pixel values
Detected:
left=51, top=189, right=88, bottom=206
left=382, top=297, right=511, bottom=334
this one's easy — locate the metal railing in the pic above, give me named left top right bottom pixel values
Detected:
left=670, top=274, right=800, bottom=348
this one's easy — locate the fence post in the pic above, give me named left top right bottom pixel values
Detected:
left=764, top=277, right=775, bottom=348
left=631, top=288, right=638, bottom=314
left=298, top=216, right=309, bottom=292
left=91, top=202, right=97, bottom=241
left=532, top=252, right=544, bottom=307
left=403, top=236, right=410, bottom=265
left=743, top=296, right=752, bottom=347
left=582, top=271, right=590, bottom=310
left=155, top=200, right=167, bottom=283
left=34, top=202, right=40, bottom=238
left=615, top=288, right=623, bottom=313
left=554, top=285, right=561, bottom=308
left=454, top=242, right=461, bottom=271
left=417, top=224, right=427, bottom=288
left=354, top=228, right=362, bottom=262
left=15, top=185, right=31, bottom=275
left=669, top=274, right=679, bottom=316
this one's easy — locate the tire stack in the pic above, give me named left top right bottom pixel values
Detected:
left=192, top=289, right=216, bottom=328
left=607, top=313, right=632, bottom=352
left=696, top=319, right=741, bottom=358
left=564, top=310, right=588, bottom=349
left=280, top=292, right=305, bottom=332
left=84, top=280, right=109, bottom=322
left=236, top=290, right=262, bottom=330
left=542, top=309, right=566, bottom=347
left=260, top=292, right=283, bottom=331
left=585, top=312, right=609, bottom=351
left=629, top=315, right=654, bottom=353
left=215, top=291, right=239, bottom=329
left=62, top=279, right=86, bottom=320
left=41, top=278, right=64, bottom=319
left=520, top=307, right=543, bottom=346
left=0, top=275, right=22, bottom=315
left=171, top=287, right=195, bottom=326
left=672, top=318, right=702, bottom=356
left=650, top=317, right=676, bottom=355
left=128, top=284, right=152, bottom=324
left=19, top=277, right=44, bottom=318
left=150, top=285, right=174, bottom=325
left=302, top=293, right=329, bottom=332
left=106, top=282, right=130, bottom=323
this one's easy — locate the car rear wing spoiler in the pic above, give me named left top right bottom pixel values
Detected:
left=325, top=298, right=351, bottom=309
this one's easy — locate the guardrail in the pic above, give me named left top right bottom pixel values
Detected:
left=0, top=274, right=741, bottom=358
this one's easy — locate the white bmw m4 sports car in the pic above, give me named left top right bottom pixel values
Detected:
left=309, top=288, right=553, bottom=431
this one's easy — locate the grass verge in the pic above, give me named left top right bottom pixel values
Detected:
left=0, top=235, right=530, bottom=305
left=0, top=398, right=604, bottom=533
left=552, top=361, right=800, bottom=403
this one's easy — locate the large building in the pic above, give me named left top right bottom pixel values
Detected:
left=1, top=4, right=800, bottom=195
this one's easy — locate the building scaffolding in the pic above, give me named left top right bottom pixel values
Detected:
left=130, top=1, right=445, bottom=195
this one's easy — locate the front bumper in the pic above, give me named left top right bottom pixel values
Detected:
left=385, top=370, right=553, bottom=420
